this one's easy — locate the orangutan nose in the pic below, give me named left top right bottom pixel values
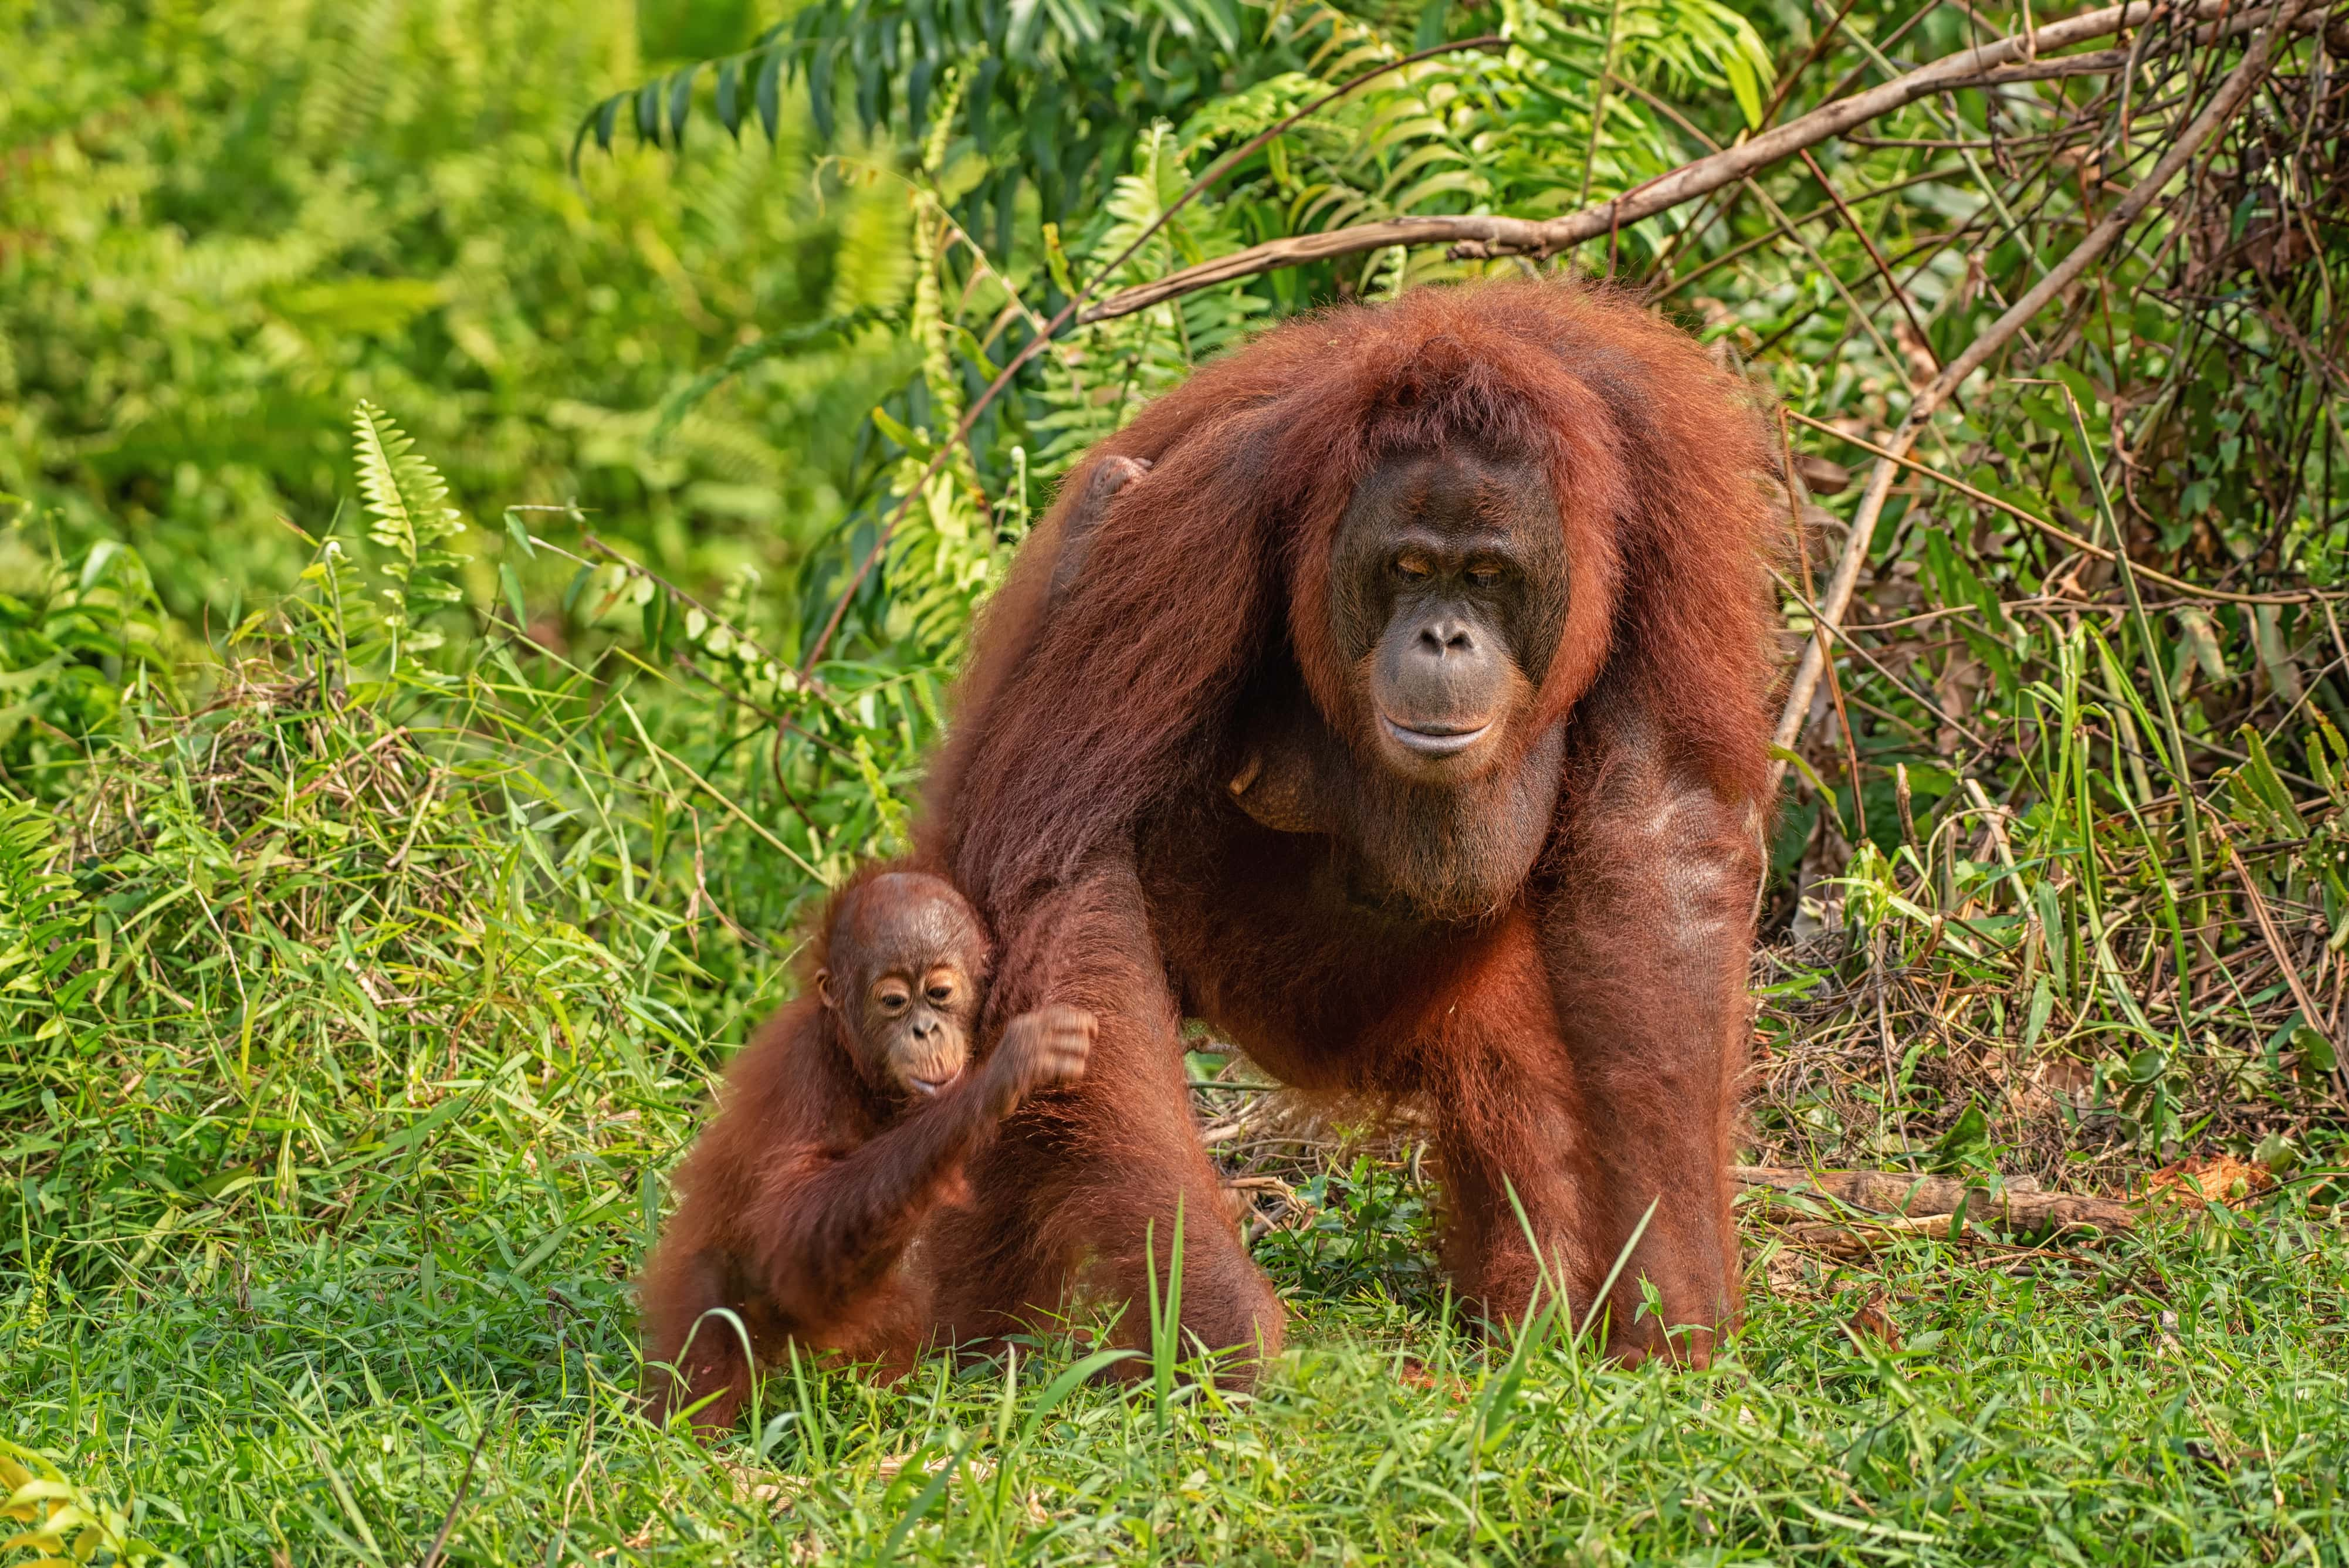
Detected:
left=1416, top=618, right=1476, bottom=656
left=1386, top=614, right=1500, bottom=728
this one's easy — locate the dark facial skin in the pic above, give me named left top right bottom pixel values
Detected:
left=817, top=873, right=989, bottom=1100
left=1329, top=447, right=1568, bottom=783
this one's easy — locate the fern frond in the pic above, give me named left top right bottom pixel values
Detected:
left=824, top=172, right=918, bottom=317
left=351, top=400, right=463, bottom=566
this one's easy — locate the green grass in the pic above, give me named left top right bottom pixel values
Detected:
left=3, top=401, right=2347, bottom=1567
left=6, top=1187, right=2347, bottom=1565
left=7, top=20, right=2349, bottom=1545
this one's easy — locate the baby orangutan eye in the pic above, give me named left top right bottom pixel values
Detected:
left=874, top=985, right=912, bottom=1012
left=925, top=983, right=955, bottom=1005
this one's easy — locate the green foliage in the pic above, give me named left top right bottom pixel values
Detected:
left=0, top=0, right=912, bottom=625
left=1028, top=123, right=1275, bottom=464
left=352, top=400, right=469, bottom=661
left=0, top=539, right=175, bottom=794
left=2, top=2, right=2348, bottom=1562
left=0, top=1438, right=181, bottom=1568
left=0, top=411, right=972, bottom=1312
left=1253, top=1152, right=1440, bottom=1307
left=6, top=1184, right=2349, bottom=1560
left=670, top=0, right=2347, bottom=1177
left=579, top=0, right=1302, bottom=233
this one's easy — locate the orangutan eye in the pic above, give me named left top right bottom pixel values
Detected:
left=1395, top=556, right=1433, bottom=581
left=1467, top=564, right=1504, bottom=588
left=925, top=983, right=955, bottom=1005
left=875, top=986, right=911, bottom=1012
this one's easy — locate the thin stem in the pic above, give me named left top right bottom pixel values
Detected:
left=2052, top=383, right=2209, bottom=909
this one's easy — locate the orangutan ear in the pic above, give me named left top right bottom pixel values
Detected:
left=815, top=968, right=835, bottom=1008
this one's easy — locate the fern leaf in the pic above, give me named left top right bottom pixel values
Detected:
left=350, top=400, right=462, bottom=563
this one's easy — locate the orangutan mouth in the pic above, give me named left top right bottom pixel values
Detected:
left=1381, top=714, right=1492, bottom=757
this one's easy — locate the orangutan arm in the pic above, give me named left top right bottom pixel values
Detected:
left=749, top=1008, right=1095, bottom=1323
left=1539, top=706, right=1760, bottom=1363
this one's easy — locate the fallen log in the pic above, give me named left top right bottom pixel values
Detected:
left=1785, top=1215, right=1975, bottom=1259
left=1735, top=1164, right=2140, bottom=1233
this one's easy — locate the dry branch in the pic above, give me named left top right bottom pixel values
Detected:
left=1736, top=1164, right=2140, bottom=1231
left=2218, top=824, right=2349, bottom=1102
left=1782, top=410, right=2349, bottom=608
left=1078, top=0, right=2300, bottom=326
left=1767, top=0, right=2316, bottom=786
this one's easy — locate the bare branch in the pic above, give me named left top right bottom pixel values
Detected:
left=1736, top=1166, right=2141, bottom=1231
left=1766, top=0, right=2316, bottom=790
left=1079, top=0, right=2302, bottom=326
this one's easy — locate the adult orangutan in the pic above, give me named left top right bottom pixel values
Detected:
left=913, top=280, right=1776, bottom=1369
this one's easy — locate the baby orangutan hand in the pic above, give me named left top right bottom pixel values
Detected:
left=982, top=1005, right=1095, bottom=1116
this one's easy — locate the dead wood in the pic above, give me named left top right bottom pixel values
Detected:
left=1766, top=0, right=2318, bottom=786
left=1079, top=0, right=2311, bottom=326
left=1737, top=1164, right=2141, bottom=1232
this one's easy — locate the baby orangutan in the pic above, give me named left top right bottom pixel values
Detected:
left=639, top=868, right=1095, bottom=1436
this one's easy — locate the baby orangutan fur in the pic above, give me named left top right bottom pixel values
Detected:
left=638, top=867, right=1095, bottom=1436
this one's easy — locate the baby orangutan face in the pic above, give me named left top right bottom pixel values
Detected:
left=817, top=872, right=990, bottom=1100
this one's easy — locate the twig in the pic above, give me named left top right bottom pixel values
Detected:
left=1735, top=1164, right=2140, bottom=1231
left=1782, top=410, right=1870, bottom=841
left=1766, top=564, right=1994, bottom=751
left=1962, top=777, right=2045, bottom=964
left=620, top=709, right=829, bottom=883
left=1079, top=0, right=2290, bottom=324
left=2218, top=823, right=2349, bottom=1103
left=2051, top=379, right=2213, bottom=923
left=1767, top=0, right=2313, bottom=790
left=1782, top=410, right=2349, bottom=607
left=225, top=726, right=414, bottom=853
left=418, top=1402, right=503, bottom=1568
left=1798, top=147, right=1940, bottom=372
left=1607, top=73, right=1908, bottom=370
left=1639, top=0, right=1866, bottom=287
left=1646, top=161, right=1974, bottom=304
left=580, top=534, right=791, bottom=679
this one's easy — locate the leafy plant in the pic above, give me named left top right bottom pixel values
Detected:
left=0, top=1439, right=181, bottom=1568
left=1255, top=1154, right=1440, bottom=1310
left=351, top=401, right=469, bottom=664
left=0, top=0, right=909, bottom=624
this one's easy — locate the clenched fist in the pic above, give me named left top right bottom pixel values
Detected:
left=983, top=1005, right=1095, bottom=1116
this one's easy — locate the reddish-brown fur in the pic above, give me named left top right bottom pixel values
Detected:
left=913, top=280, right=1777, bottom=1366
left=639, top=867, right=1092, bottom=1434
